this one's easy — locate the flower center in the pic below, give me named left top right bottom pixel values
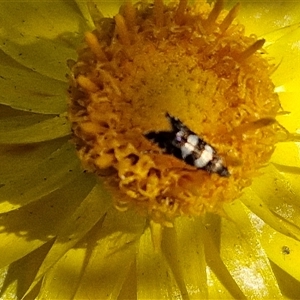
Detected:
left=68, top=0, right=282, bottom=225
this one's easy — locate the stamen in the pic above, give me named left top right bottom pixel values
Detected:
left=100, top=70, right=122, bottom=96
left=175, top=0, right=188, bottom=25
left=123, top=1, right=136, bottom=31
left=77, top=75, right=99, bottom=92
left=276, top=111, right=290, bottom=116
left=233, top=118, right=276, bottom=136
left=204, top=0, right=224, bottom=30
left=154, top=0, right=164, bottom=27
left=115, top=13, right=130, bottom=45
left=220, top=2, right=240, bottom=33
left=237, top=39, right=265, bottom=62
left=269, top=61, right=282, bottom=75
left=285, top=132, right=300, bottom=142
left=150, top=220, right=163, bottom=252
left=85, top=31, right=107, bottom=61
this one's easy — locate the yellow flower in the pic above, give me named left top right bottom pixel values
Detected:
left=0, top=0, right=300, bottom=299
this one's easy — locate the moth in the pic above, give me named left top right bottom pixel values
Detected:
left=145, top=113, right=230, bottom=177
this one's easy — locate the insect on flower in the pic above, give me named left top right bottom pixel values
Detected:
left=145, top=113, right=230, bottom=177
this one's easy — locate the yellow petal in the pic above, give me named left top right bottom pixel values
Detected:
left=206, top=265, right=238, bottom=299
left=223, top=200, right=284, bottom=298
left=22, top=182, right=110, bottom=297
left=0, top=64, right=67, bottom=114
left=137, top=227, right=182, bottom=299
left=251, top=164, right=300, bottom=237
left=0, top=241, right=53, bottom=300
left=37, top=207, right=145, bottom=299
left=163, top=217, right=207, bottom=299
left=0, top=0, right=88, bottom=80
left=241, top=187, right=299, bottom=240
left=204, top=214, right=247, bottom=299
left=0, top=143, right=81, bottom=212
left=229, top=1, right=300, bottom=36
left=0, top=114, right=70, bottom=144
left=0, top=138, right=67, bottom=184
left=0, top=170, right=95, bottom=270
left=261, top=223, right=300, bottom=282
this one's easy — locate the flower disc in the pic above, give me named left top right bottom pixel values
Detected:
left=68, top=0, right=283, bottom=225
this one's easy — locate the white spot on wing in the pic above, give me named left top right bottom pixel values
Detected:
left=181, top=143, right=194, bottom=159
left=194, top=149, right=213, bottom=168
left=187, top=134, right=199, bottom=146
left=204, top=144, right=214, bottom=154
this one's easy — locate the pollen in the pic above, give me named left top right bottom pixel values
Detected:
left=68, top=0, right=284, bottom=225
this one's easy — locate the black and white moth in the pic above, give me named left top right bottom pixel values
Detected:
left=145, top=113, right=230, bottom=177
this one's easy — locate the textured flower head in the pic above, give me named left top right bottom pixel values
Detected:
left=68, top=0, right=286, bottom=226
left=0, top=0, right=300, bottom=299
